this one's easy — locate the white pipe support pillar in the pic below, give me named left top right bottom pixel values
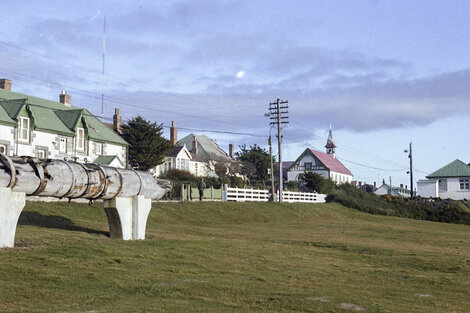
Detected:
left=103, top=195, right=152, bottom=240
left=0, top=187, right=26, bottom=248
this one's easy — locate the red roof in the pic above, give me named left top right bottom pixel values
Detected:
left=308, top=148, right=353, bottom=176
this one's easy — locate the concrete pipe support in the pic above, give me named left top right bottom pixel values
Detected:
left=0, top=154, right=171, bottom=247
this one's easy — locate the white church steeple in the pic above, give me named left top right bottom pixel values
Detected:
left=325, top=125, right=336, bottom=158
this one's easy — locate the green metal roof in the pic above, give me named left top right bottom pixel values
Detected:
left=427, top=159, right=470, bottom=178
left=0, top=98, right=27, bottom=119
left=29, top=105, right=74, bottom=135
left=55, top=109, right=84, bottom=130
left=83, top=111, right=127, bottom=145
left=94, top=155, right=123, bottom=166
left=0, top=88, right=127, bottom=146
left=0, top=103, right=16, bottom=125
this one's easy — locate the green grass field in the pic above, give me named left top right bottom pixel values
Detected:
left=1, top=201, right=469, bottom=313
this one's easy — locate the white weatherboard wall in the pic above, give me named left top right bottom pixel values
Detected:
left=0, top=123, right=126, bottom=167
left=417, top=180, right=438, bottom=198
left=0, top=125, right=14, bottom=156
left=439, top=178, right=470, bottom=200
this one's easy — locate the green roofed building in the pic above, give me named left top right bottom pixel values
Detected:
left=0, top=79, right=127, bottom=168
left=417, top=159, right=470, bottom=200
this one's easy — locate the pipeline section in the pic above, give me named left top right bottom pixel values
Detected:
left=0, top=154, right=171, bottom=200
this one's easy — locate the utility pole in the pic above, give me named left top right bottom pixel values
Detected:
left=268, top=134, right=276, bottom=201
left=268, top=98, right=289, bottom=202
left=406, top=142, right=414, bottom=198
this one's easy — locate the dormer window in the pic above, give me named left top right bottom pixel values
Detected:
left=76, top=128, right=85, bottom=151
left=18, top=117, right=30, bottom=142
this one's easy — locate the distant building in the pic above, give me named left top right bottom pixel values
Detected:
left=375, top=182, right=411, bottom=198
left=152, top=121, right=236, bottom=177
left=417, top=159, right=470, bottom=200
left=0, top=79, right=127, bottom=167
left=287, top=127, right=353, bottom=184
left=151, top=144, right=209, bottom=177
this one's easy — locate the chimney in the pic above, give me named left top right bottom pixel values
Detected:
left=113, top=108, right=122, bottom=134
left=59, top=90, right=71, bottom=106
left=193, top=137, right=198, bottom=154
left=374, top=181, right=376, bottom=188
left=229, top=144, right=234, bottom=158
left=0, top=79, right=12, bottom=91
left=405, top=185, right=408, bottom=190
left=400, top=184, right=404, bottom=188
left=358, top=181, right=362, bottom=187
left=383, top=179, right=386, bottom=185
left=170, top=121, right=177, bottom=145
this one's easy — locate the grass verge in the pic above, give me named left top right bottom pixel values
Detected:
left=0, top=201, right=468, bottom=312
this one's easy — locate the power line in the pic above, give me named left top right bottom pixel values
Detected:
left=0, top=66, right=240, bottom=125
left=96, top=116, right=267, bottom=138
left=336, top=156, right=408, bottom=172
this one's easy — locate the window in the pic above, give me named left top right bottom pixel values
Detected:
left=459, top=178, right=470, bottom=190
left=438, top=179, right=448, bottom=192
left=76, top=128, right=85, bottom=151
left=195, top=163, right=199, bottom=177
left=0, top=144, right=6, bottom=154
left=18, top=117, right=29, bottom=142
left=59, top=137, right=67, bottom=154
left=304, top=162, right=312, bottom=170
left=96, top=143, right=102, bottom=155
left=37, top=149, right=46, bottom=160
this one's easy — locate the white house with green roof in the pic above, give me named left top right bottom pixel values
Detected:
left=417, top=159, right=470, bottom=200
left=0, top=79, right=128, bottom=167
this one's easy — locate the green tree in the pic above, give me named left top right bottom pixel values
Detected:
left=235, top=144, right=272, bottom=186
left=121, top=116, right=172, bottom=171
left=302, top=171, right=336, bottom=194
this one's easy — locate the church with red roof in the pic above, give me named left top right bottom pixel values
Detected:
left=287, top=127, right=353, bottom=184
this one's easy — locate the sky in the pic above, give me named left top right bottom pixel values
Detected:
left=1, top=0, right=470, bottom=188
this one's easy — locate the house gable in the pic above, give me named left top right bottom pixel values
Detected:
left=288, top=148, right=328, bottom=172
left=427, top=159, right=470, bottom=178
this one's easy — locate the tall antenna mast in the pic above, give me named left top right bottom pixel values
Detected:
left=101, top=10, right=106, bottom=115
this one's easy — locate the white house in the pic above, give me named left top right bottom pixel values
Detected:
left=151, top=144, right=209, bottom=177
left=153, top=121, right=237, bottom=178
left=417, top=159, right=470, bottom=200
left=0, top=79, right=128, bottom=167
left=287, top=127, right=353, bottom=184
left=375, top=183, right=412, bottom=197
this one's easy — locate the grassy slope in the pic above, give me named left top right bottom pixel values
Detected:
left=0, top=201, right=468, bottom=313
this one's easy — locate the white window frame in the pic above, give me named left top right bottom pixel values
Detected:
left=76, top=128, right=85, bottom=151
left=59, top=137, right=67, bottom=154
left=18, top=117, right=30, bottom=142
left=37, top=149, right=46, bottom=160
left=459, top=178, right=470, bottom=190
left=0, top=144, right=7, bottom=154
left=96, top=142, right=103, bottom=156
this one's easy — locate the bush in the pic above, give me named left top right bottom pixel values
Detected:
left=160, top=169, right=245, bottom=198
left=286, top=181, right=299, bottom=191
left=301, top=172, right=336, bottom=194
left=327, top=184, right=470, bottom=225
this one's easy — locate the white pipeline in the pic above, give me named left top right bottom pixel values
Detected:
left=0, top=154, right=171, bottom=200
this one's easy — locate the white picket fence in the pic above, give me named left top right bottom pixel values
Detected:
left=282, top=191, right=326, bottom=203
left=223, top=185, right=326, bottom=203
left=223, top=186, right=270, bottom=202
